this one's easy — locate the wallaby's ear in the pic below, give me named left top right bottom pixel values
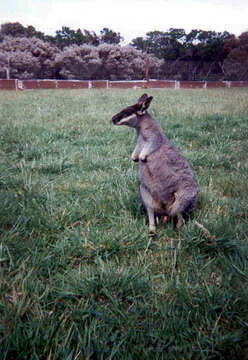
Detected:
left=137, top=94, right=153, bottom=114
left=138, top=93, right=149, bottom=103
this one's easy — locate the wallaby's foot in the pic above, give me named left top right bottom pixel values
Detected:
left=149, top=226, right=156, bottom=236
left=147, top=207, right=156, bottom=234
left=173, top=214, right=185, bottom=230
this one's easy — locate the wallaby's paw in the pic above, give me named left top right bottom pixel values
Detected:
left=131, top=152, right=139, bottom=162
left=139, top=150, right=147, bottom=162
left=140, top=155, right=147, bottom=162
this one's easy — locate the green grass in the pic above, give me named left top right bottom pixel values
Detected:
left=0, top=88, right=248, bottom=359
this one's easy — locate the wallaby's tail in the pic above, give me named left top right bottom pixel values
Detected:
left=170, top=190, right=198, bottom=217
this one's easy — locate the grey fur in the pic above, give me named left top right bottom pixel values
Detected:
left=112, top=94, right=199, bottom=233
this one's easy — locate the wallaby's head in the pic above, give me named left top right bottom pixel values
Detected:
left=112, top=94, right=153, bottom=127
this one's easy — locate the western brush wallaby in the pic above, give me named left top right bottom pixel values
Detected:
left=112, top=94, right=199, bottom=233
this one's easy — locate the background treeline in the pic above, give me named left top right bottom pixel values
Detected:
left=0, top=22, right=247, bottom=81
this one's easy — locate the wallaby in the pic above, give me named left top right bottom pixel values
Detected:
left=112, top=94, right=199, bottom=234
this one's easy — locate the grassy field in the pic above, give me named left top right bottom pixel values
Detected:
left=0, top=88, right=248, bottom=359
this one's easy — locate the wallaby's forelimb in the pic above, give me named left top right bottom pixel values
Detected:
left=147, top=207, right=156, bottom=234
left=131, top=146, right=140, bottom=162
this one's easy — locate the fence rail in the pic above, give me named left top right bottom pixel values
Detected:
left=1, top=79, right=248, bottom=91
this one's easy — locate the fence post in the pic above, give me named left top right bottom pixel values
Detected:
left=175, top=81, right=180, bottom=89
left=15, top=79, right=24, bottom=91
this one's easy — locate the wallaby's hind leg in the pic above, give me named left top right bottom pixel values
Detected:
left=173, top=212, right=185, bottom=229
left=170, top=193, right=185, bottom=230
left=147, top=206, right=156, bottom=234
left=140, top=185, right=157, bottom=233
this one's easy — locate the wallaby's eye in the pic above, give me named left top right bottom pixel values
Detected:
left=136, top=110, right=145, bottom=116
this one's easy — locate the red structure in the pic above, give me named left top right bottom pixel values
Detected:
left=1, top=79, right=248, bottom=90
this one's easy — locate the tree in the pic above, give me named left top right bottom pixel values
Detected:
left=95, top=44, right=162, bottom=80
left=0, top=36, right=60, bottom=79
left=131, top=29, right=186, bottom=60
left=223, top=31, right=248, bottom=80
left=1, top=22, right=27, bottom=37
left=54, top=43, right=162, bottom=80
left=0, top=21, right=243, bottom=80
left=55, top=44, right=101, bottom=79
left=54, top=27, right=100, bottom=48
left=0, top=51, right=10, bottom=79
left=131, top=28, right=233, bottom=80
left=83, top=30, right=100, bottom=46
left=99, top=28, right=123, bottom=44
left=186, top=30, right=231, bottom=62
left=181, top=30, right=233, bottom=79
left=55, top=27, right=83, bottom=48
left=0, top=22, right=47, bottom=41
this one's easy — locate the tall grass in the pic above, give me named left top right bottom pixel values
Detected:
left=0, top=88, right=248, bottom=359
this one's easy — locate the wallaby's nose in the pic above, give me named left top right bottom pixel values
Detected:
left=112, top=114, right=120, bottom=124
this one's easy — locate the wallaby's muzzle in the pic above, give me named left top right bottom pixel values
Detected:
left=112, top=94, right=153, bottom=125
left=112, top=105, right=137, bottom=125
left=112, top=113, right=122, bottom=124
